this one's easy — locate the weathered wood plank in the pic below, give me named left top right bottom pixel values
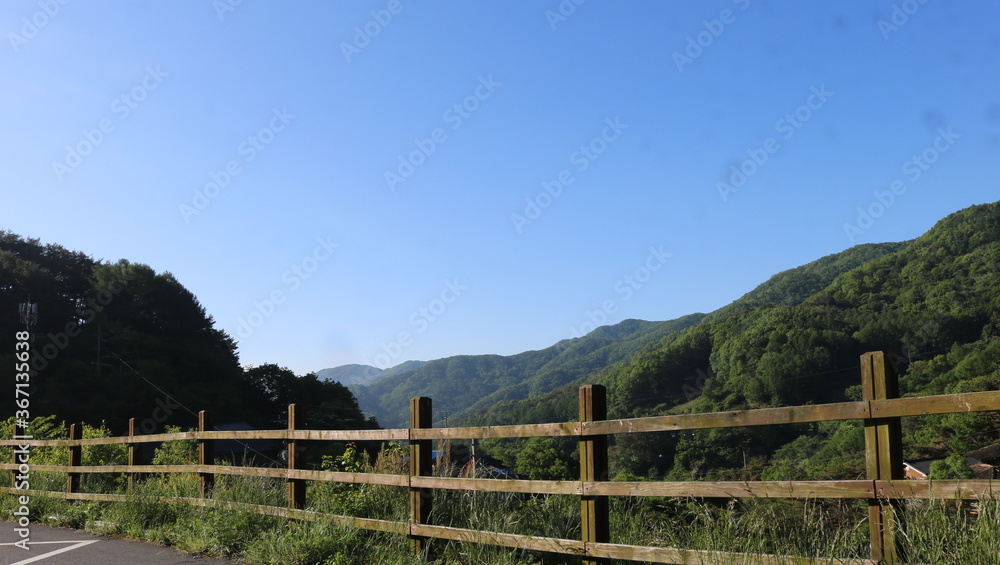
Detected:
left=203, top=465, right=286, bottom=479
left=0, top=428, right=410, bottom=447
left=0, top=488, right=130, bottom=503
left=585, top=481, right=875, bottom=499
left=861, top=351, right=906, bottom=564
left=198, top=410, right=214, bottom=498
left=585, top=542, right=878, bottom=565
left=286, top=468, right=409, bottom=486
left=66, top=423, right=81, bottom=494
left=13, top=463, right=167, bottom=476
left=0, top=435, right=159, bottom=447
left=0, top=463, right=411, bottom=487
left=411, top=475, right=581, bottom=495
left=870, top=390, right=1000, bottom=418
left=287, top=404, right=306, bottom=510
left=406, top=526, right=880, bottom=565
left=288, top=429, right=409, bottom=441
left=874, top=479, right=996, bottom=500
left=127, top=418, right=139, bottom=494
left=587, top=402, right=871, bottom=436
left=410, top=524, right=587, bottom=555
left=862, top=352, right=886, bottom=563
left=408, top=422, right=581, bottom=440
left=580, top=384, right=610, bottom=565
left=0, top=387, right=995, bottom=450
left=409, top=397, right=433, bottom=556
left=21, top=465, right=990, bottom=501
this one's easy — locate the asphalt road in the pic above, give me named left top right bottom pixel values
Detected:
left=0, top=522, right=241, bottom=565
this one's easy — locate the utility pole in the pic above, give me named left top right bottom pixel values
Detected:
left=96, top=323, right=102, bottom=377
left=18, top=295, right=38, bottom=335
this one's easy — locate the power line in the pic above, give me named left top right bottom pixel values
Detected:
left=110, top=351, right=284, bottom=468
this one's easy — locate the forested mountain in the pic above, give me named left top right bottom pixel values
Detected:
left=316, top=360, right=427, bottom=386
left=0, top=232, right=372, bottom=434
left=356, top=239, right=911, bottom=431
left=350, top=315, right=706, bottom=428
left=467, top=201, right=1000, bottom=481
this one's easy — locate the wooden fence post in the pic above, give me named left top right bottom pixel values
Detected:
left=409, top=397, right=433, bottom=557
left=862, top=351, right=906, bottom=564
left=67, top=423, right=81, bottom=495
left=287, top=404, right=306, bottom=510
left=580, top=385, right=610, bottom=564
left=127, top=417, right=139, bottom=494
left=198, top=410, right=214, bottom=498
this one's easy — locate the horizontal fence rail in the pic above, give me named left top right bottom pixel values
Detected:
left=2, top=352, right=998, bottom=564
left=5, top=391, right=999, bottom=448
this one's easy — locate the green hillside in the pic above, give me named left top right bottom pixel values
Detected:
left=352, top=314, right=706, bottom=428
left=464, top=241, right=909, bottom=429
left=468, top=202, right=1000, bottom=480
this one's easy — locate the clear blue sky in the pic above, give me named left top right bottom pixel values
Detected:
left=3, top=1, right=998, bottom=375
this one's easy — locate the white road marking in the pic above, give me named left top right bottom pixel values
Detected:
left=3, top=540, right=99, bottom=564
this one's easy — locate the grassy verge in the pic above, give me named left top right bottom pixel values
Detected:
left=2, top=421, right=998, bottom=564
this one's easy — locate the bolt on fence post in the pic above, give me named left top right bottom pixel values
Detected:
left=198, top=410, right=214, bottom=498
left=287, top=404, right=306, bottom=511
left=862, top=351, right=907, bottom=564
left=409, top=396, right=433, bottom=558
left=579, top=384, right=610, bottom=564
left=67, top=423, right=81, bottom=495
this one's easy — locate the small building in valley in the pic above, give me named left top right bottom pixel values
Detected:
left=903, top=456, right=996, bottom=480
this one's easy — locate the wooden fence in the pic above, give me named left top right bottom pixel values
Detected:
left=2, top=351, right=998, bottom=564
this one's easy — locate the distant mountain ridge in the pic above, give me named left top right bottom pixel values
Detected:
left=464, top=239, right=912, bottom=429
left=316, top=360, right=427, bottom=386
left=350, top=238, right=912, bottom=429
left=349, top=314, right=706, bottom=428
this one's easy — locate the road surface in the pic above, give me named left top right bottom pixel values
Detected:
left=0, top=521, right=241, bottom=565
